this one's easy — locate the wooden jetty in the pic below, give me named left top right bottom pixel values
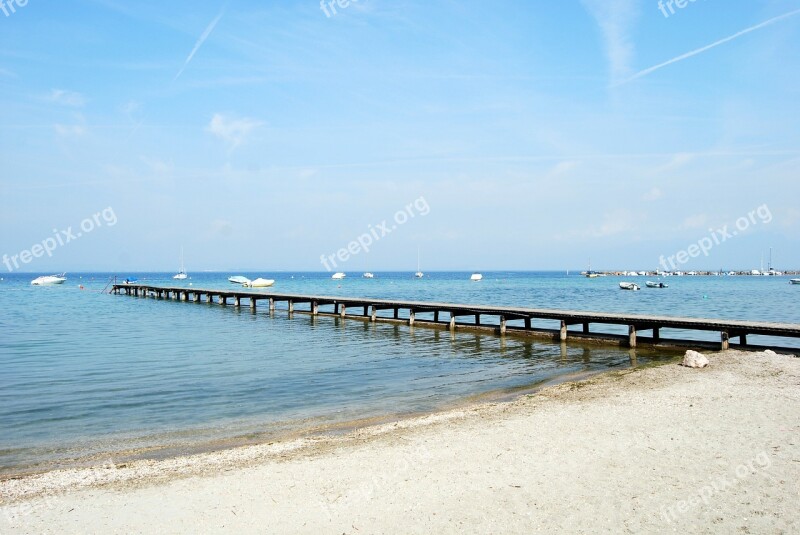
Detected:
left=111, top=284, right=800, bottom=351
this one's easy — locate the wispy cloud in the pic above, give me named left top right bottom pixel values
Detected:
left=643, top=187, right=663, bottom=201
left=54, top=113, right=87, bottom=137
left=46, top=89, right=86, bottom=107
left=617, top=8, right=800, bottom=86
left=583, top=0, right=640, bottom=85
left=206, top=113, right=264, bottom=151
left=682, top=213, right=709, bottom=230
left=174, top=8, right=226, bottom=81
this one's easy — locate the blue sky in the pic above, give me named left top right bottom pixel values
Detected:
left=1, top=0, right=799, bottom=272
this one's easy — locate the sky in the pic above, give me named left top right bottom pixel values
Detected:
left=1, top=0, right=799, bottom=273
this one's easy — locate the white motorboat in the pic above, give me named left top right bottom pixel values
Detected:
left=619, top=282, right=640, bottom=291
left=243, top=278, right=275, bottom=288
left=173, top=247, right=188, bottom=280
left=470, top=273, right=483, bottom=281
left=332, top=272, right=346, bottom=280
left=645, top=281, right=668, bottom=288
left=362, top=272, right=374, bottom=278
left=790, top=279, right=800, bottom=285
left=31, top=273, right=67, bottom=285
left=228, top=276, right=251, bottom=285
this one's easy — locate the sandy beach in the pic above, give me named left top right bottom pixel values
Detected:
left=2, top=349, right=798, bottom=534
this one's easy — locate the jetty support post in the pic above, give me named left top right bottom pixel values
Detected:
left=583, top=322, right=590, bottom=334
left=409, top=309, right=415, bottom=326
left=220, top=295, right=227, bottom=306
left=363, top=305, right=368, bottom=317
left=524, top=317, right=531, bottom=330
left=560, top=320, right=568, bottom=342
left=739, top=332, right=747, bottom=345
left=628, top=325, right=637, bottom=348
left=653, top=327, right=660, bottom=342
left=193, top=293, right=200, bottom=303
left=312, top=301, right=319, bottom=316
left=721, top=330, right=730, bottom=350
left=288, top=300, right=294, bottom=314
left=393, top=308, right=399, bottom=319
left=433, top=310, right=439, bottom=323
left=234, top=296, right=241, bottom=307
left=475, top=314, right=481, bottom=326
left=340, top=303, right=346, bottom=318
left=449, top=313, right=456, bottom=331
left=370, top=305, right=377, bottom=322
left=500, top=315, right=507, bottom=335
left=250, top=297, right=257, bottom=311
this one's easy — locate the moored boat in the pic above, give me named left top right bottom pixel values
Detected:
left=31, top=273, right=67, bottom=285
left=619, top=282, right=640, bottom=291
left=645, top=281, right=668, bottom=288
left=470, top=273, right=483, bottom=281
left=173, top=247, right=188, bottom=280
left=331, top=272, right=346, bottom=280
left=228, top=276, right=251, bottom=285
left=790, top=279, right=800, bottom=285
left=243, top=278, right=275, bottom=288
left=362, top=272, right=374, bottom=279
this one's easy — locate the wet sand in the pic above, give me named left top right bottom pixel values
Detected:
left=2, top=349, right=798, bottom=534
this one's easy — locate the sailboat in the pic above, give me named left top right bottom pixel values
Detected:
left=584, top=259, right=599, bottom=278
left=173, top=247, right=188, bottom=280
left=415, top=249, right=424, bottom=278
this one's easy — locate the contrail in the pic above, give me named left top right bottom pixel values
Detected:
left=173, top=9, right=225, bottom=81
left=615, top=8, right=800, bottom=86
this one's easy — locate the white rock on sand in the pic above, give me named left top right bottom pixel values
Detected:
left=682, top=349, right=709, bottom=368
left=1, top=349, right=799, bottom=534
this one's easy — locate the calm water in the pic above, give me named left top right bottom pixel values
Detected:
left=1, top=271, right=797, bottom=475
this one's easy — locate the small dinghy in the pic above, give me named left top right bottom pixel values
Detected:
left=619, top=282, right=640, bottom=291
left=646, top=281, right=668, bottom=288
left=790, top=279, right=800, bottom=285
left=228, top=276, right=251, bottom=285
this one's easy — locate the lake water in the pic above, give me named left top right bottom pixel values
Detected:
left=1, top=271, right=797, bottom=475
